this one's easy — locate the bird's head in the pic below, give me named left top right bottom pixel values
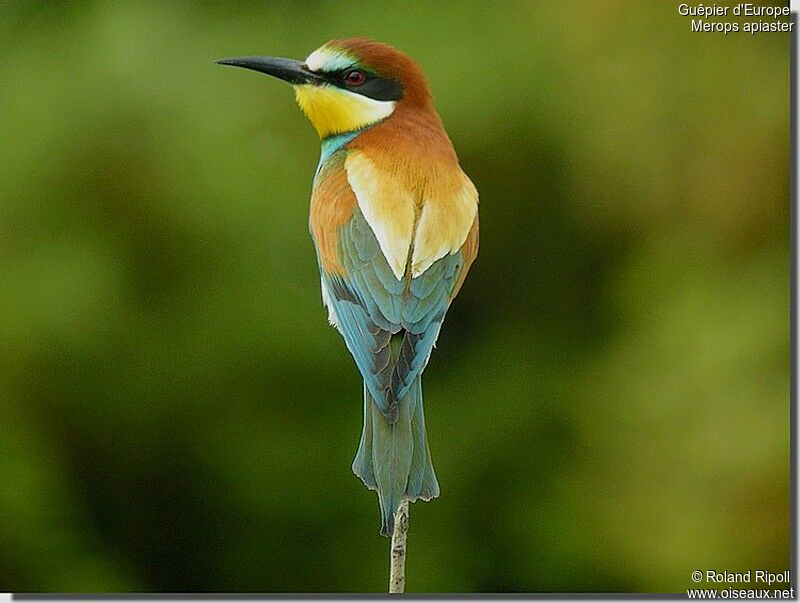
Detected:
left=217, top=38, right=432, bottom=139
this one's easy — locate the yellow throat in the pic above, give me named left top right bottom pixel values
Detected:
left=294, top=84, right=396, bottom=139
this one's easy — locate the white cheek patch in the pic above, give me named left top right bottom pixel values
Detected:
left=305, top=47, right=354, bottom=73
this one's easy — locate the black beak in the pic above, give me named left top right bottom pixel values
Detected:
left=216, top=56, right=321, bottom=85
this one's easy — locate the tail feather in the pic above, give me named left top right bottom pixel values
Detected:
left=351, top=376, right=439, bottom=536
left=407, top=378, right=439, bottom=501
left=370, top=388, right=413, bottom=536
left=352, top=384, right=375, bottom=489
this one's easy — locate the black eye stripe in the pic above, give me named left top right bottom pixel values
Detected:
left=354, top=76, right=403, bottom=101
left=318, top=68, right=403, bottom=102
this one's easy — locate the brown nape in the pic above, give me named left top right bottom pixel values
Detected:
left=350, top=104, right=461, bottom=179
left=326, top=37, right=434, bottom=108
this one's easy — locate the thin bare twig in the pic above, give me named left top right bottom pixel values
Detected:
left=389, top=501, right=409, bottom=594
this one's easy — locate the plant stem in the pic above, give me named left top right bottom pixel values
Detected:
left=389, top=500, right=409, bottom=594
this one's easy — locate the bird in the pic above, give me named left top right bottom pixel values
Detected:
left=218, top=38, right=479, bottom=536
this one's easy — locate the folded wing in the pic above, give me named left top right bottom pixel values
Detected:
left=311, top=148, right=478, bottom=418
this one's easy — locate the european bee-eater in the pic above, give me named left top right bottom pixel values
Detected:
left=218, top=38, right=479, bottom=536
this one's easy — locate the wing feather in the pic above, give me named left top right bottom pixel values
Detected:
left=311, top=147, right=478, bottom=419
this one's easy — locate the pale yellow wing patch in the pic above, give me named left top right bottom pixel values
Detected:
left=411, top=175, right=478, bottom=277
left=345, top=151, right=415, bottom=280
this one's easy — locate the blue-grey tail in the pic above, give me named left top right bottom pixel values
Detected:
left=352, top=376, right=440, bottom=536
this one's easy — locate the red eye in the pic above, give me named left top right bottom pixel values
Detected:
left=343, top=69, right=366, bottom=86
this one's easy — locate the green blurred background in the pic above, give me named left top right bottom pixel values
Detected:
left=0, top=0, right=790, bottom=594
